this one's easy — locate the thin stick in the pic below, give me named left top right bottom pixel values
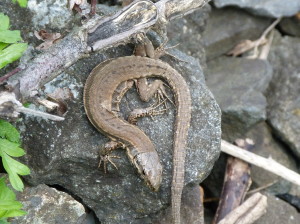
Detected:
left=247, top=181, right=277, bottom=195
left=0, top=67, right=22, bottom=84
left=16, top=106, right=65, bottom=121
left=213, top=139, right=253, bottom=224
left=218, top=193, right=267, bottom=224
left=221, top=140, right=300, bottom=186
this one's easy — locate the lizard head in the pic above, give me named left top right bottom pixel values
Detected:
left=132, top=151, right=163, bottom=191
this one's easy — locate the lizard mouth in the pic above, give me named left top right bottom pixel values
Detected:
left=132, top=152, right=163, bottom=191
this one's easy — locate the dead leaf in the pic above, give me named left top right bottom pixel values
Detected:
left=227, top=40, right=256, bottom=57
left=34, top=30, right=62, bottom=50
left=69, top=0, right=87, bottom=10
left=46, top=88, right=73, bottom=116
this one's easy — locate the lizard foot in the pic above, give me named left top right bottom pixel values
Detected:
left=128, top=99, right=168, bottom=125
left=98, top=154, right=121, bottom=173
left=98, top=141, right=123, bottom=173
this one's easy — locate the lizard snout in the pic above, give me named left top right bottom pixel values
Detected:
left=133, top=151, right=163, bottom=191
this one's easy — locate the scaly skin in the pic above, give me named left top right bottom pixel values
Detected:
left=83, top=56, right=191, bottom=224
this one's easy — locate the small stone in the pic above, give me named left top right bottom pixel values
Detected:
left=214, top=0, right=300, bottom=18
left=205, top=57, right=273, bottom=141
left=267, top=36, right=300, bottom=159
left=11, top=184, right=86, bottom=224
left=202, top=7, right=272, bottom=60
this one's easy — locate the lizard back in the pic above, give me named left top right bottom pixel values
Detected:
left=83, top=56, right=191, bottom=224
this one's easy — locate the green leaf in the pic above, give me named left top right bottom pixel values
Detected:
left=1, top=153, right=30, bottom=191
left=1, top=209, right=26, bottom=218
left=2, top=164, right=24, bottom=192
left=2, top=154, right=30, bottom=176
left=0, top=201, right=22, bottom=210
left=11, top=0, right=27, bottom=8
left=0, top=139, right=24, bottom=157
left=22, top=102, right=31, bottom=108
left=17, top=0, right=28, bottom=8
left=0, top=218, right=9, bottom=224
left=0, top=178, right=26, bottom=219
left=0, top=43, right=27, bottom=69
left=0, top=14, right=9, bottom=31
left=0, top=120, right=20, bottom=143
left=0, top=178, right=15, bottom=201
left=0, top=30, right=22, bottom=43
left=0, top=43, right=8, bottom=51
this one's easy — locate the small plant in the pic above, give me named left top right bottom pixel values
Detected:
left=11, top=0, right=27, bottom=8
left=0, top=120, right=30, bottom=222
left=0, top=177, right=26, bottom=223
left=0, top=13, right=28, bottom=69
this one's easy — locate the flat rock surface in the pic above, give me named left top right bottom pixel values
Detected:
left=11, top=184, right=86, bottom=224
left=214, top=0, right=300, bottom=18
left=19, top=47, right=221, bottom=223
left=202, top=7, right=271, bottom=60
left=267, top=36, right=300, bottom=159
left=205, top=57, right=272, bottom=141
left=253, top=194, right=300, bottom=224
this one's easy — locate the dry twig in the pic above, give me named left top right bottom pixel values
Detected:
left=218, top=193, right=267, bottom=224
left=213, top=139, right=253, bottom=224
left=221, top=140, right=300, bottom=186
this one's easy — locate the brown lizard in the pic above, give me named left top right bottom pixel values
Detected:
left=83, top=54, right=191, bottom=224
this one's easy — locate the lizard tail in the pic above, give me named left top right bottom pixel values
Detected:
left=171, top=84, right=191, bottom=224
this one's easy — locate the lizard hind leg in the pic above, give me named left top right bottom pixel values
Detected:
left=127, top=98, right=168, bottom=125
left=98, top=141, right=123, bottom=173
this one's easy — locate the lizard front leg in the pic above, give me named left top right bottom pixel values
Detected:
left=98, top=140, right=123, bottom=173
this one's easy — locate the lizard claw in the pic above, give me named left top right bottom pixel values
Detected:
left=98, top=153, right=120, bottom=173
left=98, top=141, right=123, bottom=173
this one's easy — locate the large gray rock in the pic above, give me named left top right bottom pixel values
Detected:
left=11, top=184, right=86, bottom=224
left=202, top=7, right=271, bottom=60
left=167, top=4, right=211, bottom=66
left=19, top=46, right=221, bottom=223
left=267, top=36, right=300, bottom=159
left=205, top=57, right=272, bottom=141
left=213, top=0, right=300, bottom=18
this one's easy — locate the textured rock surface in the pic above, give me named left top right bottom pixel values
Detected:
left=27, top=0, right=73, bottom=29
left=167, top=4, right=211, bottom=66
left=19, top=46, right=221, bottom=223
left=279, top=16, right=300, bottom=38
left=246, top=122, right=297, bottom=194
left=153, top=184, right=204, bottom=224
left=253, top=194, right=300, bottom=224
left=214, top=0, right=300, bottom=18
left=205, top=57, right=272, bottom=141
left=11, top=184, right=86, bottom=224
left=202, top=7, right=271, bottom=60
left=267, top=36, right=300, bottom=158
